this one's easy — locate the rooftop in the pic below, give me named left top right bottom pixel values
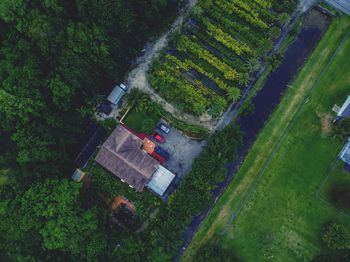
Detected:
left=337, top=95, right=350, bottom=118
left=147, top=165, right=176, bottom=196
left=339, top=137, right=350, bottom=164
left=95, top=125, right=159, bottom=191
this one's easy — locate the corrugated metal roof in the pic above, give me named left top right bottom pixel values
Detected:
left=147, top=165, right=175, bottom=196
left=107, top=86, right=126, bottom=105
left=339, top=137, right=350, bottom=164
left=337, top=96, right=350, bottom=118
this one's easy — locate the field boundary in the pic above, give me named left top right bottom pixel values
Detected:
left=316, top=159, right=350, bottom=220
left=219, top=32, right=350, bottom=235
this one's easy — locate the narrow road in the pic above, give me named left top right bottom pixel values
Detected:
left=324, top=0, right=350, bottom=15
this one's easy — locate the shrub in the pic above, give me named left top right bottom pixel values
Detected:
left=321, top=223, right=350, bottom=250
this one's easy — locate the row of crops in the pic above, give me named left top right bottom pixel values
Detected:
left=149, top=0, right=296, bottom=116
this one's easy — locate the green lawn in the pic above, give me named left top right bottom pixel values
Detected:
left=182, top=15, right=350, bottom=262
left=123, top=107, right=160, bottom=134
left=319, top=162, right=350, bottom=217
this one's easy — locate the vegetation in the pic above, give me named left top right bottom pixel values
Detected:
left=124, top=91, right=209, bottom=139
left=149, top=0, right=296, bottom=116
left=182, top=15, right=350, bottom=262
left=331, top=117, right=350, bottom=140
left=86, top=122, right=242, bottom=261
left=319, top=162, right=350, bottom=215
left=321, top=223, right=350, bottom=250
left=193, top=242, right=237, bottom=262
left=0, top=0, right=179, bottom=260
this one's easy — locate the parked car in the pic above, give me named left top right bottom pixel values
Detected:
left=155, top=146, right=170, bottom=160
left=157, top=122, right=170, bottom=134
left=119, top=83, right=128, bottom=91
left=150, top=131, right=166, bottom=143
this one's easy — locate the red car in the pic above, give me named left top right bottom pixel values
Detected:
left=150, top=131, right=166, bottom=143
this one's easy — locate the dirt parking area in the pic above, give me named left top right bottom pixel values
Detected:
left=152, top=120, right=206, bottom=197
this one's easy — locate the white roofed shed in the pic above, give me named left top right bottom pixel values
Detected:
left=147, top=165, right=176, bottom=196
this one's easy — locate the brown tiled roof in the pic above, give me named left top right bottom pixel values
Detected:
left=95, top=125, right=158, bottom=191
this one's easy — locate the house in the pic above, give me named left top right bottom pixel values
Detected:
left=107, top=84, right=128, bottom=105
left=333, top=96, right=350, bottom=122
left=95, top=125, right=159, bottom=191
left=75, top=120, right=106, bottom=168
left=95, top=124, right=175, bottom=195
left=339, top=137, right=350, bottom=165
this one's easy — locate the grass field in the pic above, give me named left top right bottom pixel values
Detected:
left=318, top=161, right=350, bottom=218
left=182, top=14, right=350, bottom=261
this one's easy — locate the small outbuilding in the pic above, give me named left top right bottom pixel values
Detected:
left=71, top=168, right=86, bottom=182
left=339, top=137, right=350, bottom=165
left=147, top=165, right=176, bottom=196
left=107, top=84, right=128, bottom=105
left=333, top=95, right=350, bottom=122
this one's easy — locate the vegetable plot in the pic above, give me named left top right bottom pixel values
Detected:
left=149, top=0, right=294, bottom=116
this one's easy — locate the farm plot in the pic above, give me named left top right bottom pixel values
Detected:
left=149, top=0, right=295, bottom=116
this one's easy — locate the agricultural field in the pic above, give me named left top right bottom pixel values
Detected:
left=182, top=14, right=350, bottom=261
left=149, top=0, right=296, bottom=116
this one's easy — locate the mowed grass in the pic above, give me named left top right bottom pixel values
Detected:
left=319, top=162, right=350, bottom=217
left=123, top=107, right=160, bottom=134
left=182, top=15, right=350, bottom=262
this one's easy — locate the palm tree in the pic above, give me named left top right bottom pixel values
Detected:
left=238, top=72, right=250, bottom=87
left=127, top=89, right=149, bottom=112
left=269, top=27, right=281, bottom=40
left=278, top=13, right=290, bottom=26
left=246, top=57, right=260, bottom=73
left=227, top=88, right=240, bottom=102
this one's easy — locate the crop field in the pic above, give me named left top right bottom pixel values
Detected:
left=182, top=14, right=350, bottom=261
left=149, top=0, right=295, bottom=115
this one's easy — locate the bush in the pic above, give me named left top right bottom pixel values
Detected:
left=321, top=223, right=350, bottom=250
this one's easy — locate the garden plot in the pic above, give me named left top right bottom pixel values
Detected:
left=149, top=0, right=289, bottom=116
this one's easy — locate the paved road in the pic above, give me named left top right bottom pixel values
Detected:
left=324, top=0, right=350, bottom=15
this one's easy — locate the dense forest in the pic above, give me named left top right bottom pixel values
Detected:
left=0, top=0, right=178, bottom=260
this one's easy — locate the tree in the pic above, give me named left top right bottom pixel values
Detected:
left=269, top=27, right=281, bottom=40
left=227, top=88, right=240, bottom=102
left=278, top=13, right=290, bottom=26
left=332, top=118, right=350, bottom=140
left=246, top=57, right=260, bottom=73
left=0, top=179, right=106, bottom=260
left=238, top=72, right=250, bottom=86
left=321, top=223, right=350, bottom=250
